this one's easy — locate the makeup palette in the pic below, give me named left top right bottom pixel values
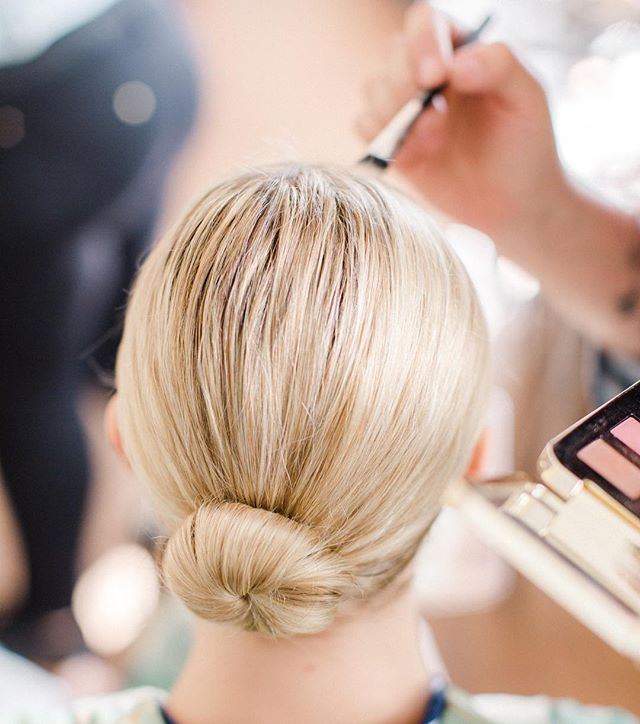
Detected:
left=447, top=380, right=640, bottom=662
left=547, top=381, right=640, bottom=518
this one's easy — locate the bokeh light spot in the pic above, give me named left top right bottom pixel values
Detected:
left=112, top=81, right=157, bottom=126
left=72, top=543, right=160, bottom=656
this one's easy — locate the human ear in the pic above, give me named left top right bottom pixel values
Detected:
left=465, top=430, right=488, bottom=480
left=104, top=394, right=129, bottom=466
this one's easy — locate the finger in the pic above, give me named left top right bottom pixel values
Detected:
left=405, top=2, right=459, bottom=88
left=395, top=101, right=449, bottom=168
left=450, top=42, right=543, bottom=105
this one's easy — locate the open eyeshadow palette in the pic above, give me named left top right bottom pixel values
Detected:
left=553, top=383, right=640, bottom=516
left=447, top=380, right=640, bottom=662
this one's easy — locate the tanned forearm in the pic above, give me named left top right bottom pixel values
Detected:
left=493, top=183, right=640, bottom=358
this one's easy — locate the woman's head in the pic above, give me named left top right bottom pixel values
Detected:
left=115, top=164, right=489, bottom=637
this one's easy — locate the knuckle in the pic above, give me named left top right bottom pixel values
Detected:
left=491, top=42, right=517, bottom=66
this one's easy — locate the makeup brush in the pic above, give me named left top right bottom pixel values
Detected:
left=360, top=15, right=492, bottom=170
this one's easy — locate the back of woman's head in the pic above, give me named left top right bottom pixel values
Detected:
left=116, top=164, right=490, bottom=638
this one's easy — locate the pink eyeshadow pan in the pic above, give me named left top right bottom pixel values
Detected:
left=611, top=416, right=640, bottom=456
left=577, top=438, right=640, bottom=500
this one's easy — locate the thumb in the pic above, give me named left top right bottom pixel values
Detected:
left=450, top=42, right=542, bottom=106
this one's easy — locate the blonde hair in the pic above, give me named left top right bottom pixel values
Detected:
left=116, top=164, right=490, bottom=637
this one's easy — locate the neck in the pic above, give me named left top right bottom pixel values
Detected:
left=166, top=585, right=440, bottom=724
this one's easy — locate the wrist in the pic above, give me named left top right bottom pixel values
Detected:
left=493, top=174, right=640, bottom=355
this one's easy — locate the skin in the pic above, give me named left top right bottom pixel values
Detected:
left=357, top=2, right=640, bottom=357
left=105, top=396, right=485, bottom=723
left=0, top=476, right=28, bottom=618
left=167, top=590, right=434, bottom=724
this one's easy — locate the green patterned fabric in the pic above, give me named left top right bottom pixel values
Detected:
left=2, top=685, right=639, bottom=723
left=0, top=688, right=166, bottom=724
left=442, top=686, right=640, bottom=724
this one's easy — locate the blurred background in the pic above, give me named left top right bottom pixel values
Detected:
left=2, top=0, right=640, bottom=715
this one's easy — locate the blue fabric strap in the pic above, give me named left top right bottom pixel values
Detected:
left=423, top=680, right=448, bottom=722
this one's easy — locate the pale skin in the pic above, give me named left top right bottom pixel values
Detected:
left=105, top=396, right=485, bottom=723
left=357, top=2, right=640, bottom=357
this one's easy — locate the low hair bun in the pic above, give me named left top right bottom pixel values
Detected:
left=162, top=501, right=354, bottom=637
left=118, top=165, right=490, bottom=639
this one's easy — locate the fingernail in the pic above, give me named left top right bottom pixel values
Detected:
left=431, top=93, right=447, bottom=114
left=418, top=58, right=443, bottom=87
